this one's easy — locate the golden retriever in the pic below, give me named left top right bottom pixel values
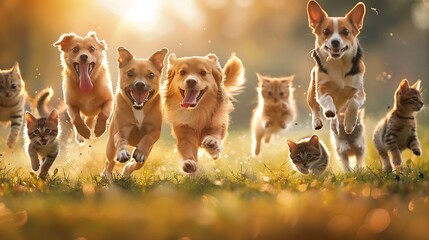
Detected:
left=164, top=53, right=245, bottom=173
left=102, top=47, right=168, bottom=179
left=53, top=32, right=113, bottom=143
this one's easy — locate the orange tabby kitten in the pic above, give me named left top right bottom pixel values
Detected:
left=251, top=74, right=296, bottom=156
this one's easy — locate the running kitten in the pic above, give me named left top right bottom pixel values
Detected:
left=373, top=79, right=424, bottom=171
left=251, top=74, right=296, bottom=156
left=331, top=110, right=366, bottom=172
left=0, top=62, right=28, bottom=148
left=25, top=109, right=59, bottom=179
left=287, top=135, right=329, bottom=175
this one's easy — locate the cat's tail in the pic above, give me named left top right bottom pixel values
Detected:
left=34, top=88, right=53, bottom=117
left=223, top=53, right=246, bottom=97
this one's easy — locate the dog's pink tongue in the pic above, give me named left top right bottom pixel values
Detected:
left=79, top=63, right=93, bottom=93
left=181, top=90, right=199, bottom=108
left=131, top=90, right=149, bottom=105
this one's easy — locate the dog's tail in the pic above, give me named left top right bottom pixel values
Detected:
left=34, top=88, right=54, bottom=117
left=223, top=53, right=246, bottom=96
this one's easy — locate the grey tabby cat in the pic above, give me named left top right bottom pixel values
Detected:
left=373, top=79, right=424, bottom=171
left=287, top=135, right=329, bottom=175
left=0, top=62, right=28, bottom=148
left=331, top=110, right=366, bottom=172
left=25, top=109, right=59, bottom=179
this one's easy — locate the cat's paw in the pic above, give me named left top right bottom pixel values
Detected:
left=182, top=159, right=198, bottom=173
left=132, top=148, right=145, bottom=163
left=264, top=120, right=273, bottom=128
left=344, top=123, right=356, bottom=134
left=116, top=148, right=131, bottom=163
left=280, top=121, right=287, bottom=129
left=412, top=148, right=422, bottom=156
left=324, top=109, right=336, bottom=118
left=330, top=119, right=339, bottom=135
left=202, top=136, right=222, bottom=160
left=312, top=118, right=323, bottom=130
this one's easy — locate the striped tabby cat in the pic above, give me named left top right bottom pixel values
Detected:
left=25, top=109, right=59, bottom=179
left=287, top=135, right=329, bottom=175
left=0, top=62, right=28, bottom=148
left=251, top=74, right=296, bottom=156
left=373, top=79, right=424, bottom=171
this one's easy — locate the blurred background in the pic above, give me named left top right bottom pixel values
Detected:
left=0, top=0, right=428, bottom=131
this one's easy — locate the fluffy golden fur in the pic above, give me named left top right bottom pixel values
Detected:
left=102, top=47, right=168, bottom=179
left=164, top=53, right=245, bottom=173
left=53, top=31, right=113, bottom=144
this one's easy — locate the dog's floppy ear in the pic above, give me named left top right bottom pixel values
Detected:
left=206, top=54, right=222, bottom=84
left=307, top=0, right=328, bottom=31
left=150, top=48, right=168, bottom=73
left=88, top=31, right=108, bottom=50
left=346, top=2, right=366, bottom=32
left=53, top=33, right=76, bottom=51
left=118, top=47, right=134, bottom=68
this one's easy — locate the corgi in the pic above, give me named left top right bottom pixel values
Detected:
left=53, top=32, right=113, bottom=144
left=102, top=47, right=168, bottom=179
left=164, top=53, right=245, bottom=173
left=306, top=1, right=366, bottom=135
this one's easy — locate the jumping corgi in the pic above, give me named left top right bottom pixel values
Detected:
left=306, top=1, right=366, bottom=135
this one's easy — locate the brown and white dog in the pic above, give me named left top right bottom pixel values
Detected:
left=102, top=47, right=168, bottom=178
left=165, top=53, right=245, bottom=173
left=53, top=32, right=113, bottom=143
left=307, top=1, right=366, bottom=134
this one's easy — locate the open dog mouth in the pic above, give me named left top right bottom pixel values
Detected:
left=125, top=87, right=154, bottom=110
left=324, top=45, right=348, bottom=58
left=179, top=87, right=207, bottom=109
left=73, top=62, right=96, bottom=93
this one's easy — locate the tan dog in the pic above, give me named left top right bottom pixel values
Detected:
left=165, top=53, right=245, bottom=173
left=53, top=32, right=113, bottom=143
left=307, top=1, right=366, bottom=134
left=102, top=47, right=168, bottom=178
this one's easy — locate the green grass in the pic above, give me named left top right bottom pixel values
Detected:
left=1, top=129, right=429, bottom=240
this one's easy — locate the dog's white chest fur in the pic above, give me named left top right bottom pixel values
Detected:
left=132, top=108, right=145, bottom=129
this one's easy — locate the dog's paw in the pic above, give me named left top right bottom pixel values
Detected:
left=313, top=118, right=323, bottom=130
left=202, top=136, right=222, bottom=160
left=75, top=124, right=91, bottom=139
left=324, top=109, right=336, bottom=118
left=94, top=119, right=107, bottom=138
left=116, top=148, right=131, bottom=163
left=75, top=134, right=86, bottom=144
left=344, top=124, right=356, bottom=135
left=412, top=148, right=422, bottom=156
left=330, top=119, right=339, bottom=135
left=132, top=148, right=145, bottom=163
left=182, top=160, right=198, bottom=173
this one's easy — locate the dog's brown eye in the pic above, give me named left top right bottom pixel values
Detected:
left=89, top=46, right=95, bottom=52
left=323, top=28, right=330, bottom=36
left=200, top=70, right=207, bottom=76
left=72, top=47, right=79, bottom=53
left=148, top=72, right=155, bottom=79
left=342, top=29, right=349, bottom=36
left=127, top=71, right=134, bottom=77
left=180, top=70, right=186, bottom=76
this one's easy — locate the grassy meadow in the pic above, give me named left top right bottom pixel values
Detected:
left=1, top=121, right=429, bottom=240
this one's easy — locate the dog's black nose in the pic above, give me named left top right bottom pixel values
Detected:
left=135, top=82, right=146, bottom=91
left=331, top=39, right=340, bottom=48
left=80, top=54, right=88, bottom=62
left=186, top=79, right=197, bottom=88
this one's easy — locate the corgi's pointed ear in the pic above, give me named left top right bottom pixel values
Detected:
left=149, top=48, right=168, bottom=73
left=117, top=47, right=134, bottom=68
left=411, top=80, right=422, bottom=91
left=25, top=111, right=37, bottom=126
left=287, top=140, right=297, bottom=151
left=88, top=31, right=107, bottom=50
left=399, top=79, right=410, bottom=93
left=346, top=2, right=366, bottom=31
left=307, top=0, right=328, bottom=30
left=309, top=135, right=319, bottom=145
left=48, top=109, right=59, bottom=124
left=53, top=33, right=76, bottom=51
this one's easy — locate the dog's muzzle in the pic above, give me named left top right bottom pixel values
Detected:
left=125, top=81, right=155, bottom=110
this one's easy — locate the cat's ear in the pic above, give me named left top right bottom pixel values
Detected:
left=398, top=79, right=410, bottom=93
left=281, top=75, right=295, bottom=84
left=411, top=80, right=421, bottom=91
left=48, top=109, right=59, bottom=124
left=25, top=111, right=37, bottom=126
left=11, top=62, right=21, bottom=76
left=309, top=135, right=319, bottom=145
left=287, top=140, right=297, bottom=150
left=256, top=73, right=270, bottom=85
